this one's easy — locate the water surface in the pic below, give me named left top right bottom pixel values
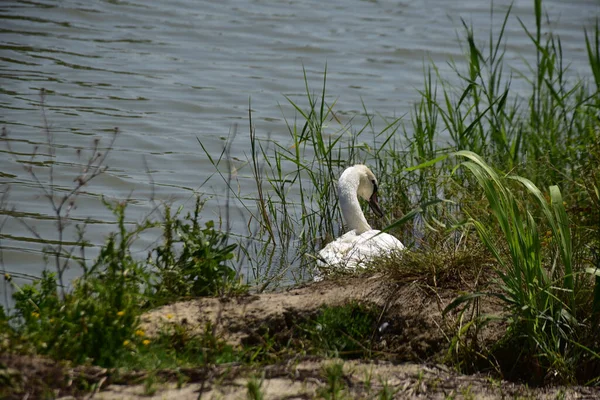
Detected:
left=1, top=0, right=598, bottom=290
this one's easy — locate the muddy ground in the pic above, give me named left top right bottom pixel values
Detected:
left=3, top=274, right=600, bottom=399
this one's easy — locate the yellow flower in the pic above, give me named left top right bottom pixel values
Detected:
left=116, top=311, right=125, bottom=317
left=31, top=312, right=40, bottom=319
left=123, top=340, right=130, bottom=346
left=135, top=329, right=145, bottom=337
left=166, top=313, right=174, bottom=320
left=142, top=339, right=150, bottom=346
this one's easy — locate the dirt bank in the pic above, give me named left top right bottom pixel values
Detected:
left=3, top=274, right=599, bottom=399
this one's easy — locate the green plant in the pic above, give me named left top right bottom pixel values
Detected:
left=378, top=378, right=398, bottom=400
left=9, top=200, right=152, bottom=367
left=317, top=362, right=346, bottom=400
left=303, top=302, right=378, bottom=358
left=460, top=384, right=475, bottom=400
left=2, top=179, right=241, bottom=370
left=414, top=370, right=425, bottom=394
left=439, top=150, right=597, bottom=383
left=143, top=372, right=159, bottom=396
left=118, top=320, right=240, bottom=372
left=150, top=196, right=239, bottom=301
left=246, top=374, right=265, bottom=400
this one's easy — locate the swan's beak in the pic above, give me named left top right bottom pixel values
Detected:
left=368, top=192, right=384, bottom=218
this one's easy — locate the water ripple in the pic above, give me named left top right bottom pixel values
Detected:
left=0, top=0, right=598, bottom=282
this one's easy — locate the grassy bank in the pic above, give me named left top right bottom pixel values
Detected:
left=1, top=0, right=600, bottom=396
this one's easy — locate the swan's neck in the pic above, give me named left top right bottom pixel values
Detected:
left=338, top=170, right=371, bottom=235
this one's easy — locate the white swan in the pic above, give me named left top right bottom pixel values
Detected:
left=316, top=164, right=405, bottom=276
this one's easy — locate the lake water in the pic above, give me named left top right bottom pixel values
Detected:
left=1, top=0, right=598, bottom=294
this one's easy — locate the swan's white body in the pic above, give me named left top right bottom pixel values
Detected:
left=317, top=165, right=405, bottom=275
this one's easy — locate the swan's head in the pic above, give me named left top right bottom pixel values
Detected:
left=350, top=164, right=384, bottom=218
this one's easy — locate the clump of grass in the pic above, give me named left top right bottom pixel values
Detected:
left=300, top=302, right=379, bottom=358
left=119, top=322, right=239, bottom=371
left=377, top=227, right=492, bottom=291
left=377, top=379, right=398, bottom=400
left=148, top=196, right=242, bottom=305
left=435, top=151, right=600, bottom=383
left=246, top=374, right=265, bottom=400
left=317, top=361, right=346, bottom=400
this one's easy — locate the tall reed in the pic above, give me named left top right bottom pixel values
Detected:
left=438, top=151, right=589, bottom=381
left=205, top=2, right=599, bottom=295
left=202, top=66, right=408, bottom=288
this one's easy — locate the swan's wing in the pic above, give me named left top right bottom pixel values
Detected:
left=317, top=231, right=360, bottom=268
left=355, top=230, right=405, bottom=253
left=316, top=230, right=405, bottom=276
left=347, top=230, right=404, bottom=265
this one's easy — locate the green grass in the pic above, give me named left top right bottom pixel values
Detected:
left=246, top=374, right=265, bottom=400
left=117, top=322, right=240, bottom=371
left=301, top=302, right=379, bottom=358
left=318, top=361, right=347, bottom=400
left=433, top=150, right=595, bottom=383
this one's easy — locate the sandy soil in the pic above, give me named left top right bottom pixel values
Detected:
left=95, top=359, right=600, bottom=399
left=3, top=274, right=600, bottom=399
left=141, top=273, right=454, bottom=361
